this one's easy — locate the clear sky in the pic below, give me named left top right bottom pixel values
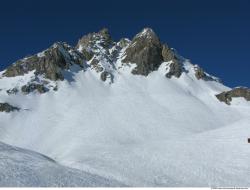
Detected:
left=0, top=0, right=249, bottom=87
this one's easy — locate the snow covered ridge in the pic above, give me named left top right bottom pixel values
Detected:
left=0, top=27, right=249, bottom=106
left=1, top=28, right=219, bottom=82
left=0, top=28, right=246, bottom=98
left=0, top=27, right=249, bottom=112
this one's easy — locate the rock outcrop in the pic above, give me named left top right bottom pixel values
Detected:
left=165, top=61, right=183, bottom=78
left=0, top=103, right=20, bottom=112
left=194, top=65, right=212, bottom=81
left=194, top=65, right=220, bottom=82
left=216, top=87, right=250, bottom=105
left=162, top=45, right=183, bottom=78
left=21, top=83, right=49, bottom=94
left=3, top=42, right=84, bottom=81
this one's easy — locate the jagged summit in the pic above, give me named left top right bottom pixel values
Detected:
left=135, top=27, right=160, bottom=40
left=122, top=28, right=163, bottom=75
left=76, top=28, right=113, bottom=53
left=0, top=28, right=225, bottom=84
left=0, top=27, right=248, bottom=105
left=98, top=28, right=112, bottom=39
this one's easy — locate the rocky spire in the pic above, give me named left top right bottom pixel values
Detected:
left=122, top=28, right=163, bottom=76
left=122, top=27, right=185, bottom=77
left=134, top=28, right=159, bottom=40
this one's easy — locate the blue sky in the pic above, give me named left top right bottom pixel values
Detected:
left=0, top=0, right=249, bottom=87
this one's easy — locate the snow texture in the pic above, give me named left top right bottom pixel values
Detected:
left=0, top=142, right=124, bottom=187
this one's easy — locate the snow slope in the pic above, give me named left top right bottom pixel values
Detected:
left=0, top=60, right=250, bottom=186
left=0, top=141, right=123, bottom=187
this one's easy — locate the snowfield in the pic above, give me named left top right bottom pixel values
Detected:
left=0, top=59, right=250, bottom=187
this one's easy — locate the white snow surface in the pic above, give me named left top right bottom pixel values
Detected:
left=0, top=59, right=250, bottom=187
left=0, top=141, right=123, bottom=187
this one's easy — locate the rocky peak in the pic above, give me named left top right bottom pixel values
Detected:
left=76, top=28, right=114, bottom=53
left=135, top=28, right=159, bottom=41
left=133, top=27, right=161, bottom=46
left=122, top=28, right=163, bottom=76
left=98, top=28, right=112, bottom=41
left=76, top=28, right=120, bottom=83
left=122, top=28, right=185, bottom=77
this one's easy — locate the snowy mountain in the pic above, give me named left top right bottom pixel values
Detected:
left=0, top=28, right=250, bottom=187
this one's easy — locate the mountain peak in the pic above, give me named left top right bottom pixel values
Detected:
left=98, top=27, right=110, bottom=38
left=76, top=28, right=113, bottom=54
left=135, top=27, right=159, bottom=40
left=122, top=28, right=163, bottom=76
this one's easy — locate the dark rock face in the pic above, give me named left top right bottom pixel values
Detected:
left=195, top=66, right=206, bottom=80
left=81, top=49, right=94, bottom=61
left=122, top=28, right=163, bottom=76
left=6, top=88, right=19, bottom=95
left=162, top=45, right=175, bottom=62
left=100, top=71, right=109, bottom=82
left=21, top=83, right=49, bottom=94
left=0, top=103, right=20, bottom=112
left=165, top=61, right=183, bottom=78
left=162, top=45, right=183, bottom=78
left=3, top=43, right=84, bottom=81
left=216, top=87, right=250, bottom=105
left=194, top=65, right=209, bottom=80
left=90, top=59, right=103, bottom=73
